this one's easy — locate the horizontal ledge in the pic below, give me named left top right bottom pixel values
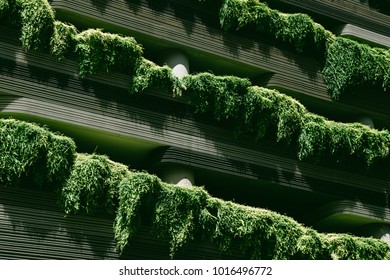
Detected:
left=305, top=199, right=390, bottom=231
left=334, top=24, right=390, bottom=48
left=279, top=0, right=390, bottom=37
left=264, top=73, right=390, bottom=124
left=50, top=0, right=325, bottom=87
left=2, top=24, right=390, bottom=127
left=151, top=146, right=390, bottom=198
left=1, top=87, right=389, bottom=198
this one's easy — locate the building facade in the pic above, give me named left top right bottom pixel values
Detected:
left=0, top=0, right=390, bottom=259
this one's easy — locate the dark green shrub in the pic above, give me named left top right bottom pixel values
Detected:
left=129, top=59, right=183, bottom=96
left=153, top=184, right=209, bottom=257
left=50, top=21, right=78, bottom=59
left=61, top=153, right=128, bottom=215
left=245, top=86, right=306, bottom=143
left=17, top=0, right=55, bottom=50
left=0, top=0, right=8, bottom=18
left=201, top=198, right=304, bottom=259
left=114, top=172, right=159, bottom=252
left=323, top=37, right=390, bottom=99
left=219, top=0, right=332, bottom=53
left=295, top=229, right=330, bottom=259
left=0, top=118, right=75, bottom=187
left=183, top=73, right=251, bottom=120
left=298, top=113, right=390, bottom=165
left=326, top=234, right=390, bottom=260
left=75, top=29, right=143, bottom=77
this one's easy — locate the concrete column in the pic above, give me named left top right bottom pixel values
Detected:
left=161, top=165, right=194, bottom=187
left=162, top=49, right=189, bottom=78
left=356, top=116, right=374, bottom=129
left=358, top=223, right=390, bottom=244
left=159, top=51, right=191, bottom=186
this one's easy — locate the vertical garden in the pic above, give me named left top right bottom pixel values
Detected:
left=0, top=0, right=389, bottom=259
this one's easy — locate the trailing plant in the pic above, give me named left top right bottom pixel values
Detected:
left=323, top=37, right=390, bottom=99
left=153, top=183, right=209, bottom=257
left=60, top=153, right=128, bottom=215
left=0, top=0, right=8, bottom=19
left=4, top=0, right=389, bottom=101
left=201, top=198, right=305, bottom=259
left=295, top=228, right=330, bottom=260
left=219, top=0, right=334, bottom=54
left=1, top=118, right=390, bottom=259
left=129, top=58, right=184, bottom=96
left=16, top=0, right=55, bottom=51
left=0, top=118, right=76, bottom=187
left=7, top=0, right=388, bottom=167
left=75, top=29, right=144, bottom=77
left=211, top=0, right=389, bottom=99
left=50, top=21, right=78, bottom=60
left=325, top=233, right=390, bottom=260
left=182, top=73, right=251, bottom=120
left=114, top=172, right=159, bottom=252
left=298, top=113, right=390, bottom=165
left=181, top=73, right=390, bottom=165
left=242, top=86, right=306, bottom=143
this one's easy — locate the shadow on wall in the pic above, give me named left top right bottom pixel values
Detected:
left=0, top=186, right=248, bottom=259
left=0, top=187, right=118, bottom=259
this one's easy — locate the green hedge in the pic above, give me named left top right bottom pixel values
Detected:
left=0, top=118, right=76, bottom=187
left=183, top=73, right=252, bottom=120
left=1, top=118, right=390, bottom=259
left=323, top=37, right=390, bottom=100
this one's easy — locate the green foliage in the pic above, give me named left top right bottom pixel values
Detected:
left=295, top=229, right=330, bottom=260
left=4, top=0, right=389, bottom=101
left=7, top=0, right=389, bottom=166
left=217, top=0, right=390, bottom=99
left=61, top=153, right=128, bottom=215
left=219, top=0, right=333, bottom=53
left=244, top=86, right=306, bottom=143
left=326, top=234, right=390, bottom=260
left=17, top=0, right=55, bottom=50
left=50, top=21, right=78, bottom=59
left=153, top=184, right=208, bottom=257
left=75, top=29, right=143, bottom=77
left=0, top=0, right=9, bottom=18
left=129, top=59, right=183, bottom=96
left=0, top=118, right=75, bottom=187
left=1, top=0, right=390, bottom=258
left=114, top=172, right=159, bottom=252
left=323, top=37, right=390, bottom=99
left=201, top=198, right=304, bottom=259
left=298, top=113, right=390, bottom=165
left=183, top=73, right=251, bottom=120
left=1, top=118, right=390, bottom=259
left=181, top=72, right=390, bottom=165
left=45, top=133, right=77, bottom=185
